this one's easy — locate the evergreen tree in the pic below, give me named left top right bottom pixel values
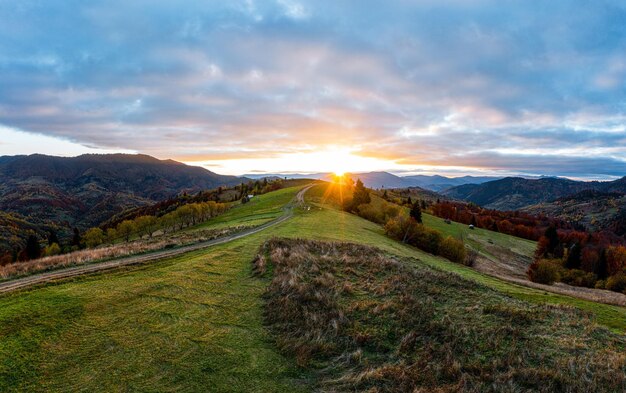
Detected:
left=597, top=248, right=608, bottom=279
left=407, top=196, right=412, bottom=206
left=47, top=230, right=60, bottom=246
left=565, top=243, right=582, bottom=269
left=349, top=179, right=371, bottom=211
left=544, top=226, right=560, bottom=256
left=25, top=235, right=41, bottom=260
left=72, top=227, right=81, bottom=247
left=470, top=215, right=477, bottom=226
left=410, top=201, right=422, bottom=223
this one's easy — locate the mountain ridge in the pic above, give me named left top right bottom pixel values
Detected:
left=0, top=153, right=245, bottom=251
left=443, top=176, right=626, bottom=211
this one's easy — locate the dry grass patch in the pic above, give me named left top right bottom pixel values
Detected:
left=254, top=238, right=626, bottom=392
left=0, top=226, right=250, bottom=279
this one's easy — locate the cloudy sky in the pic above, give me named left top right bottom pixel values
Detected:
left=1, top=1, right=626, bottom=178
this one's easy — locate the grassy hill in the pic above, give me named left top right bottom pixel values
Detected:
left=0, top=183, right=624, bottom=391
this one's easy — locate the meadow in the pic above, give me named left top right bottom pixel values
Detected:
left=0, top=183, right=624, bottom=392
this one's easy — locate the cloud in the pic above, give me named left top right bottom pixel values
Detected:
left=1, top=1, right=626, bottom=177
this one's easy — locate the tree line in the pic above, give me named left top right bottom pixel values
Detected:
left=528, top=225, right=626, bottom=294
left=3, top=200, right=229, bottom=264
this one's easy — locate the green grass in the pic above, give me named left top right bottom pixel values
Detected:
left=191, top=186, right=303, bottom=231
left=422, top=212, right=537, bottom=256
left=0, top=183, right=624, bottom=391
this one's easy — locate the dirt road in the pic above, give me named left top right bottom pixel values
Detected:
left=0, top=185, right=312, bottom=294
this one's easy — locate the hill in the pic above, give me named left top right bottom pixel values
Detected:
left=443, top=176, right=626, bottom=210
left=0, top=154, right=243, bottom=247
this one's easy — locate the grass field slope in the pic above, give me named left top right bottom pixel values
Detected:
left=0, top=183, right=624, bottom=392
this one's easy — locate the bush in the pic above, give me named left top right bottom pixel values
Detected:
left=465, top=249, right=479, bottom=267
left=439, top=236, right=467, bottom=264
left=384, top=215, right=420, bottom=244
left=357, top=203, right=385, bottom=224
left=527, top=259, right=560, bottom=285
left=43, top=242, right=62, bottom=257
left=560, top=269, right=597, bottom=288
left=413, top=226, right=442, bottom=255
left=605, top=273, right=626, bottom=294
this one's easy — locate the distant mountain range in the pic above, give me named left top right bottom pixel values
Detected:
left=443, top=176, right=626, bottom=211
left=245, top=171, right=500, bottom=191
left=0, top=154, right=243, bottom=251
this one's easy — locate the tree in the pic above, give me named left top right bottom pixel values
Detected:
left=117, top=220, right=136, bottom=242
left=84, top=227, right=105, bottom=248
left=135, top=215, right=158, bottom=238
left=409, top=201, right=422, bottom=223
left=544, top=226, right=560, bottom=256
left=597, top=248, right=608, bottom=280
left=349, top=179, right=370, bottom=211
left=406, top=196, right=412, bottom=206
left=106, top=228, right=118, bottom=243
left=71, top=227, right=81, bottom=248
left=25, top=235, right=41, bottom=260
left=565, top=243, right=582, bottom=270
left=47, top=230, right=60, bottom=246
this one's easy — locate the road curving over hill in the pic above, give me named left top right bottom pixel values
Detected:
left=0, top=184, right=313, bottom=294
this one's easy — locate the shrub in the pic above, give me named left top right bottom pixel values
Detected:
left=384, top=215, right=421, bottom=244
left=605, top=273, right=626, bottom=294
left=43, top=242, right=62, bottom=257
left=439, top=236, right=466, bottom=264
left=413, top=225, right=442, bottom=255
left=465, top=249, right=479, bottom=267
left=527, top=259, right=560, bottom=285
left=357, top=201, right=400, bottom=225
left=357, top=203, right=385, bottom=224
left=560, top=269, right=597, bottom=288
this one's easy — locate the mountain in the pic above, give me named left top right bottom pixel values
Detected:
left=401, top=175, right=502, bottom=191
left=0, top=154, right=243, bottom=243
left=522, top=190, right=626, bottom=235
left=442, top=176, right=626, bottom=211
left=245, top=172, right=500, bottom=191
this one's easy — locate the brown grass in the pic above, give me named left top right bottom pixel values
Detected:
left=254, top=238, right=626, bottom=392
left=0, top=226, right=250, bottom=279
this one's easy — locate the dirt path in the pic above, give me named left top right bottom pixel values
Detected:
left=0, top=185, right=312, bottom=294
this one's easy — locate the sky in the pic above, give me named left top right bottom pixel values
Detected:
left=1, top=1, right=626, bottom=179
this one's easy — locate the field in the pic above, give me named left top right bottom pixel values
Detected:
left=0, top=183, right=625, bottom=391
